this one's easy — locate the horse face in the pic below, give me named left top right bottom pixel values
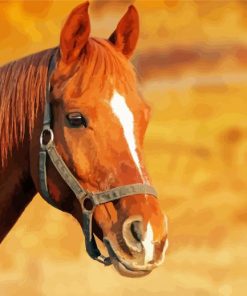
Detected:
left=48, top=2, right=168, bottom=277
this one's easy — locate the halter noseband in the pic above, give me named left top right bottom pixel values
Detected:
left=39, top=52, right=157, bottom=266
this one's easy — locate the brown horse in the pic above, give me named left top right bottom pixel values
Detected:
left=0, top=2, right=168, bottom=277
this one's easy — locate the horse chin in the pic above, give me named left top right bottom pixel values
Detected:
left=110, top=258, right=152, bottom=278
left=103, top=238, right=154, bottom=278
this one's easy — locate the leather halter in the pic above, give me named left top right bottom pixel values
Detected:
left=39, top=52, right=157, bottom=266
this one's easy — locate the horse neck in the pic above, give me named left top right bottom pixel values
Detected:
left=0, top=137, right=36, bottom=242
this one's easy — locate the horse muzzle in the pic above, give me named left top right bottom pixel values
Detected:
left=103, top=233, right=168, bottom=277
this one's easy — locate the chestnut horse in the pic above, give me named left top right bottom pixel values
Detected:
left=0, top=2, right=168, bottom=277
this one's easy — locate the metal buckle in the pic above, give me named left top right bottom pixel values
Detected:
left=40, top=128, right=54, bottom=150
left=95, top=254, right=112, bottom=266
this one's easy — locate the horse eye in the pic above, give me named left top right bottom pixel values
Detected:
left=66, top=112, right=88, bottom=128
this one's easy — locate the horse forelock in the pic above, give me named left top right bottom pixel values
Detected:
left=85, top=38, right=137, bottom=91
left=53, top=38, right=137, bottom=100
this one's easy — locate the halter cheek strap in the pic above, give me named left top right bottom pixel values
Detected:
left=39, top=53, right=157, bottom=266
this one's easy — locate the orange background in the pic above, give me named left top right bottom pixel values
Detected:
left=0, top=1, right=247, bottom=295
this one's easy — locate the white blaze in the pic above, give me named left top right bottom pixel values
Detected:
left=110, top=90, right=155, bottom=263
left=110, top=90, right=143, bottom=177
left=142, top=222, right=154, bottom=264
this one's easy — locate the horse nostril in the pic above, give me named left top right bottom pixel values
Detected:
left=130, top=220, right=143, bottom=242
left=122, top=217, right=144, bottom=253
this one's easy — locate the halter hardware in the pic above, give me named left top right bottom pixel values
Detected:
left=39, top=52, right=157, bottom=266
left=40, top=128, right=54, bottom=150
left=81, top=195, right=95, bottom=211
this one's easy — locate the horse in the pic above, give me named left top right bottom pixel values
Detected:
left=0, top=2, right=168, bottom=277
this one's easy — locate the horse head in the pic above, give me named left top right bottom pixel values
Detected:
left=32, top=2, right=168, bottom=277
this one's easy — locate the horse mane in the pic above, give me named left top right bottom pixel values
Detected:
left=0, top=48, right=55, bottom=166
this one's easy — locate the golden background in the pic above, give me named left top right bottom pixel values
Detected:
left=0, top=1, right=247, bottom=295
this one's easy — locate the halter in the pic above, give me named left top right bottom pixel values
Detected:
left=39, top=52, right=157, bottom=266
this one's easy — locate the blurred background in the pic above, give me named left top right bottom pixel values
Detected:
left=0, top=1, right=247, bottom=295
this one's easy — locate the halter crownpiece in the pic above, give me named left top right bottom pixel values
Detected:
left=39, top=52, right=157, bottom=266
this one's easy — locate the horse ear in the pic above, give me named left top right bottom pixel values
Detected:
left=60, top=2, right=90, bottom=64
left=108, top=5, right=139, bottom=58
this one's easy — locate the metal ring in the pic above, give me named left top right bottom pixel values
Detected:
left=80, top=195, right=96, bottom=212
left=40, top=128, right=54, bottom=149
